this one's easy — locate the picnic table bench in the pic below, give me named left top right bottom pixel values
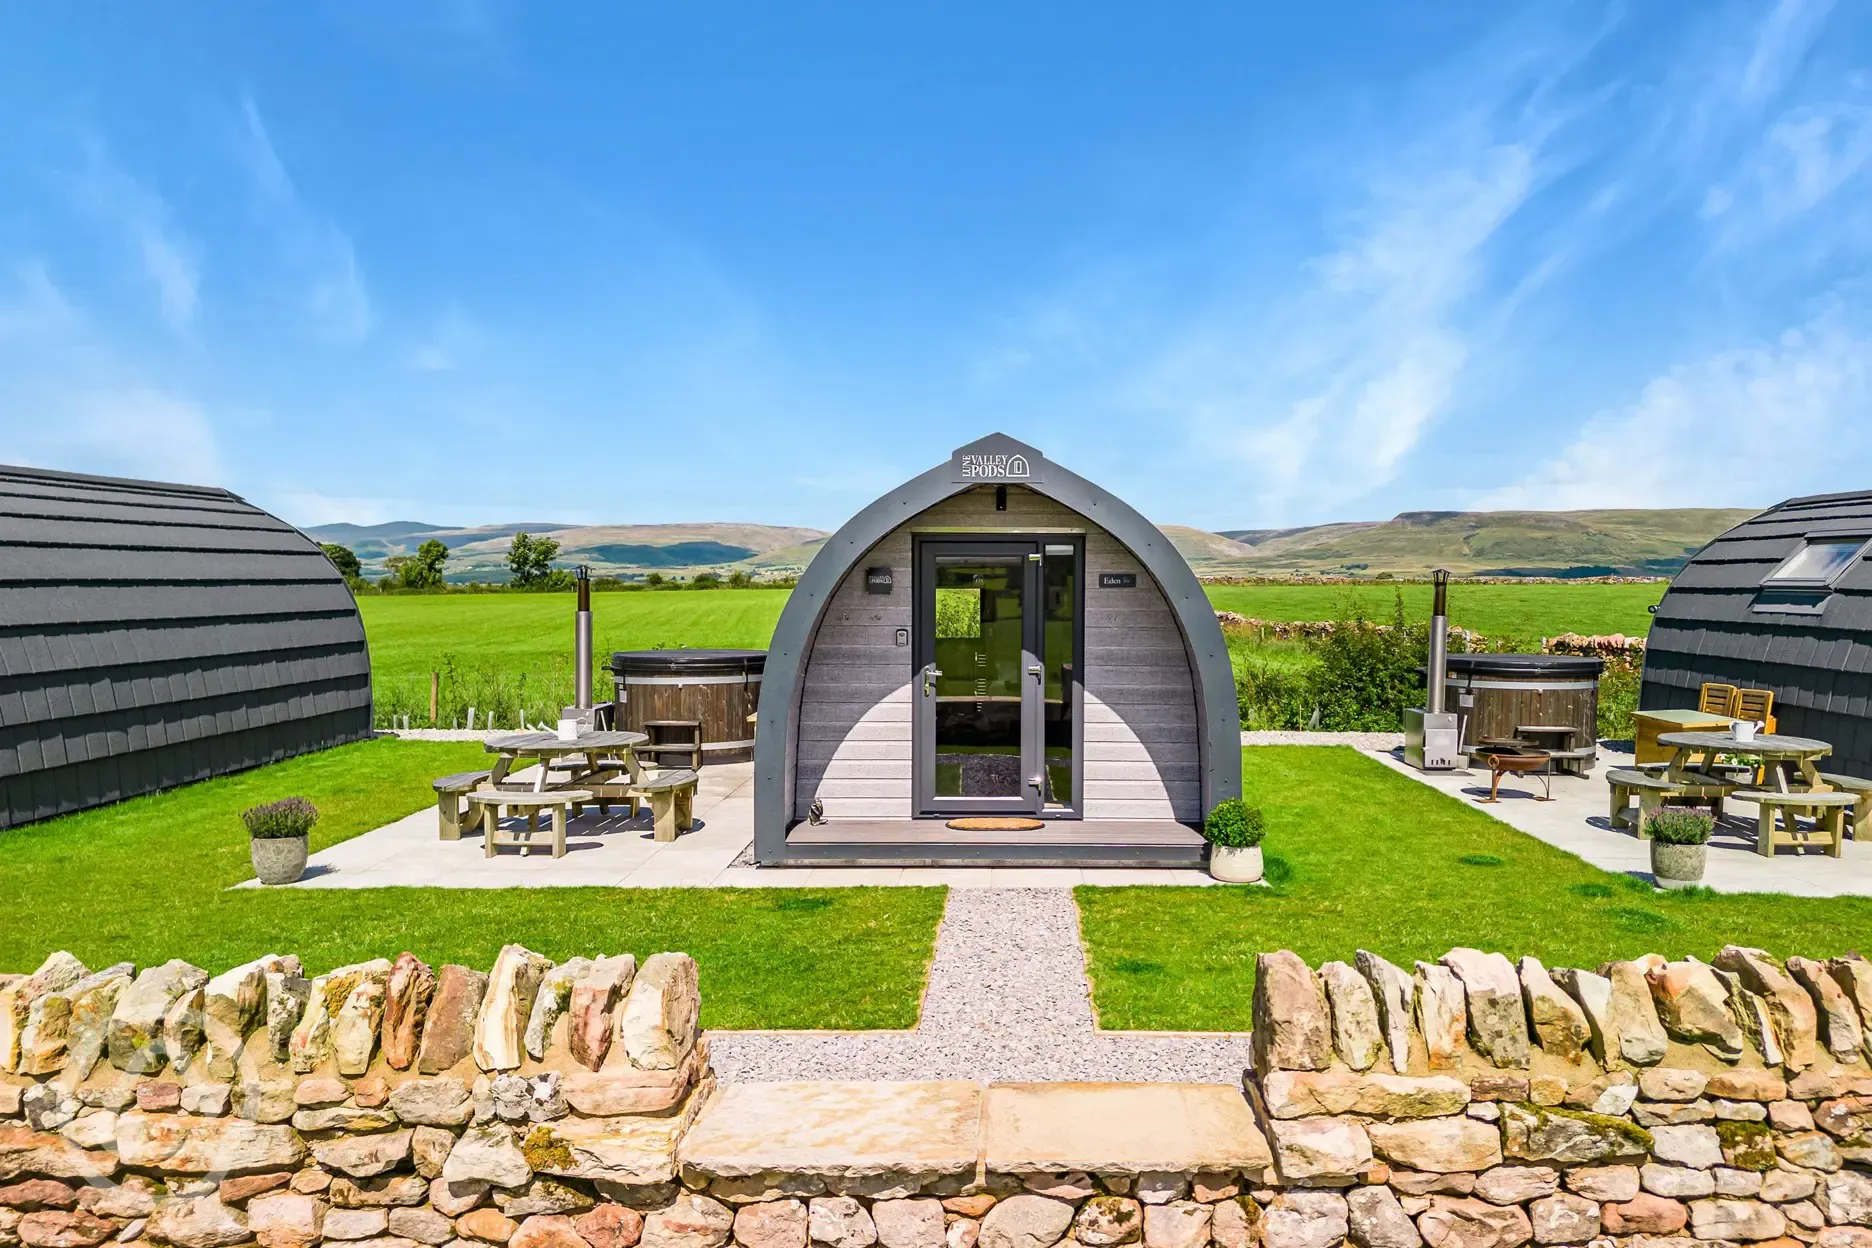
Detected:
left=433, top=770, right=494, bottom=841
left=1819, top=772, right=1872, bottom=839
left=1731, top=789, right=1855, bottom=858
left=467, top=788, right=593, bottom=859
left=1607, top=767, right=1737, bottom=834
left=582, top=768, right=700, bottom=841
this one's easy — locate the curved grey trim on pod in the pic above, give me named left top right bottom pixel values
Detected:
left=753, top=433, right=1241, bottom=864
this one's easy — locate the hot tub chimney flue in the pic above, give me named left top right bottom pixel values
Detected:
left=1426, top=569, right=1449, bottom=716
left=1403, top=568, right=1459, bottom=770
left=574, top=565, right=593, bottom=713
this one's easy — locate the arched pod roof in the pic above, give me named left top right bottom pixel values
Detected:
left=1643, top=488, right=1872, bottom=775
left=0, top=463, right=373, bottom=827
left=753, top=433, right=1239, bottom=861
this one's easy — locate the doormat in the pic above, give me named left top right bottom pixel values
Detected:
left=945, top=817, right=1045, bottom=831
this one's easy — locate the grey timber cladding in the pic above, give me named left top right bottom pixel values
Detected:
left=1642, top=488, right=1872, bottom=777
left=754, top=433, right=1239, bottom=864
left=795, top=490, right=1199, bottom=821
left=0, top=464, right=373, bottom=828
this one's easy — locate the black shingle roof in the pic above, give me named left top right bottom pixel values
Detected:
left=0, top=464, right=372, bottom=828
left=1642, top=488, right=1872, bottom=778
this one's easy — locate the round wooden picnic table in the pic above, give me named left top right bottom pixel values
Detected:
left=1655, top=730, right=1833, bottom=793
left=484, top=730, right=649, bottom=790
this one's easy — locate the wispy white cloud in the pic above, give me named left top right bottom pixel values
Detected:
left=1705, top=103, right=1872, bottom=245
left=71, top=139, right=201, bottom=331
left=408, top=306, right=484, bottom=372
left=1129, top=129, right=1542, bottom=518
left=1476, top=304, right=1872, bottom=510
left=7, top=388, right=225, bottom=485
left=1740, top=0, right=1836, bottom=103
left=238, top=95, right=374, bottom=343
left=0, top=262, right=81, bottom=339
left=270, top=489, right=412, bottom=528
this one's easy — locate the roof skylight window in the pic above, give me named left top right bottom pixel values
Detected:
left=1763, top=537, right=1867, bottom=587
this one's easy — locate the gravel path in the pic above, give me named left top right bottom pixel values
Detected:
left=707, top=888, right=1253, bottom=1083
left=1241, top=730, right=1402, bottom=750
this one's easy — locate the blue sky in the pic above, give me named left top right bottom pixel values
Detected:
left=2, top=2, right=1870, bottom=533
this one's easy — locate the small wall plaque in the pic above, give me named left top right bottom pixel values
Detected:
left=865, top=567, right=894, bottom=594
left=1098, top=572, right=1138, bottom=589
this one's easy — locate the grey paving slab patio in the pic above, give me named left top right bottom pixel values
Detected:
left=1368, top=745, right=1872, bottom=897
left=244, top=761, right=1219, bottom=889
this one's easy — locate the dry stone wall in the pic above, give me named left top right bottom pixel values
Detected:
left=0, top=946, right=706, bottom=1248
left=4, top=943, right=1872, bottom=1248
left=1243, top=945, right=1872, bottom=1248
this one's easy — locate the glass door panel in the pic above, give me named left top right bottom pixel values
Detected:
left=931, top=556, right=1026, bottom=800
left=1041, top=544, right=1077, bottom=809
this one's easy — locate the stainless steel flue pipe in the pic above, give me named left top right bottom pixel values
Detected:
left=574, top=565, right=593, bottom=711
left=1426, top=569, right=1450, bottom=715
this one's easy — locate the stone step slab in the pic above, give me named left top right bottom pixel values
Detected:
left=678, top=1082, right=981, bottom=1185
left=982, top=1083, right=1273, bottom=1177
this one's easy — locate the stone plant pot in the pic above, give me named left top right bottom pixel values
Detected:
left=1209, top=843, right=1264, bottom=883
left=1650, top=840, right=1706, bottom=890
left=251, top=835, right=309, bottom=886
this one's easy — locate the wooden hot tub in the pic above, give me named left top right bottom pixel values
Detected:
left=1441, top=653, right=1605, bottom=763
left=609, top=649, right=765, bottom=765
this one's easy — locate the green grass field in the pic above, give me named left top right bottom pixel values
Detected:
left=1202, top=581, right=1663, bottom=639
left=0, top=737, right=942, bottom=1030
left=362, top=590, right=788, bottom=676
left=360, top=581, right=1661, bottom=725
left=1078, top=747, right=1872, bottom=1031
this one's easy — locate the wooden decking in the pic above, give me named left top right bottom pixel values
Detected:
left=782, top=818, right=1207, bottom=867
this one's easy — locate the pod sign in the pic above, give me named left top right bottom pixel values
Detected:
left=952, top=451, right=1038, bottom=483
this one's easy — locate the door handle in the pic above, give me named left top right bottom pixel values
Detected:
left=1028, top=664, right=1043, bottom=683
left=923, top=666, right=942, bottom=697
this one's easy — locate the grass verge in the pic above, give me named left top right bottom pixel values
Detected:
left=1078, top=746, right=1872, bottom=1031
left=0, top=737, right=942, bottom=1030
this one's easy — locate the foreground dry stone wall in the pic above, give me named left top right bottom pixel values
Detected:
left=3, top=943, right=1872, bottom=1248
left=1, top=946, right=706, bottom=1248
left=1244, top=945, right=1872, bottom=1248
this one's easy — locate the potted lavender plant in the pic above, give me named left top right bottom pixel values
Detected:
left=244, top=797, right=319, bottom=885
left=1645, top=807, right=1712, bottom=890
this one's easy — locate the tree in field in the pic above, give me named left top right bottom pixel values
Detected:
left=726, top=570, right=752, bottom=588
left=388, top=539, right=449, bottom=589
left=319, top=543, right=362, bottom=581
left=507, top=531, right=562, bottom=588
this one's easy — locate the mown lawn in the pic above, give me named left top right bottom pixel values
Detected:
left=0, top=737, right=942, bottom=1030
left=1079, top=746, right=1872, bottom=1032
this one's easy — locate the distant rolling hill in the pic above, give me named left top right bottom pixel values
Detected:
left=1202, top=508, right=1761, bottom=578
left=308, top=507, right=1758, bottom=583
left=305, top=521, right=828, bottom=581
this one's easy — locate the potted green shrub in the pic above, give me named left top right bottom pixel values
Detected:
left=1204, top=798, right=1266, bottom=883
left=1646, top=807, right=1712, bottom=890
left=244, top=797, right=319, bottom=885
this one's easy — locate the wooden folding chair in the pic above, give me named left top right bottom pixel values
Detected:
left=1735, top=688, right=1776, bottom=734
left=1699, top=683, right=1738, bottom=716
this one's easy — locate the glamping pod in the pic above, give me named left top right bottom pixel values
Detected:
left=0, top=464, right=373, bottom=828
left=1643, top=488, right=1872, bottom=778
left=753, top=434, right=1240, bottom=866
